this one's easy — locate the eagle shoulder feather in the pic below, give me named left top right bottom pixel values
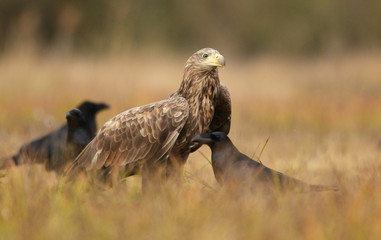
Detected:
left=208, top=83, right=231, bottom=134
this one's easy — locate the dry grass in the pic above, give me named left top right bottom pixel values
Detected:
left=1, top=50, right=381, bottom=240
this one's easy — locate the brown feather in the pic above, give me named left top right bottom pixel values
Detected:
left=71, top=97, right=189, bottom=171
left=208, top=84, right=232, bottom=134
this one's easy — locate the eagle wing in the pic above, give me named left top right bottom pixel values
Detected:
left=70, top=97, right=189, bottom=171
left=209, top=84, right=232, bottom=134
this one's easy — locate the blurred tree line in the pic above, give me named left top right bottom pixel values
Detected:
left=0, top=0, right=380, bottom=55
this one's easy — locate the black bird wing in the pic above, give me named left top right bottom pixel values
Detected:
left=69, top=97, right=189, bottom=172
left=16, top=125, right=68, bottom=165
left=234, top=155, right=337, bottom=192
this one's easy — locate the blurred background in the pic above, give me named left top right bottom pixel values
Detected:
left=1, top=0, right=381, bottom=56
left=1, top=2, right=381, bottom=239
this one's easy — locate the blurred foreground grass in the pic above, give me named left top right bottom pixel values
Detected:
left=0, top=51, right=381, bottom=239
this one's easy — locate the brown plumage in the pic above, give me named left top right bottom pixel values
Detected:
left=68, top=48, right=231, bottom=187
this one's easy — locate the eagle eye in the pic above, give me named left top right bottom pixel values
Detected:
left=202, top=53, right=208, bottom=58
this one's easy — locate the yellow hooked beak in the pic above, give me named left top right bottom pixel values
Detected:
left=204, top=53, right=226, bottom=68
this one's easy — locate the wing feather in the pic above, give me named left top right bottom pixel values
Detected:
left=71, top=97, right=189, bottom=172
left=209, top=84, right=232, bottom=134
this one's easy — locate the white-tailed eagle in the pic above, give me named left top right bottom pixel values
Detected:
left=68, top=48, right=231, bottom=188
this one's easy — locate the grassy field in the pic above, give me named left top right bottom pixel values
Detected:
left=0, top=50, right=381, bottom=239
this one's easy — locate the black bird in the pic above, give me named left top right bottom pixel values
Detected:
left=47, top=108, right=94, bottom=171
left=191, top=132, right=338, bottom=193
left=7, top=101, right=109, bottom=172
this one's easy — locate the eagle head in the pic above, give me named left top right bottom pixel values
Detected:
left=186, top=48, right=226, bottom=71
